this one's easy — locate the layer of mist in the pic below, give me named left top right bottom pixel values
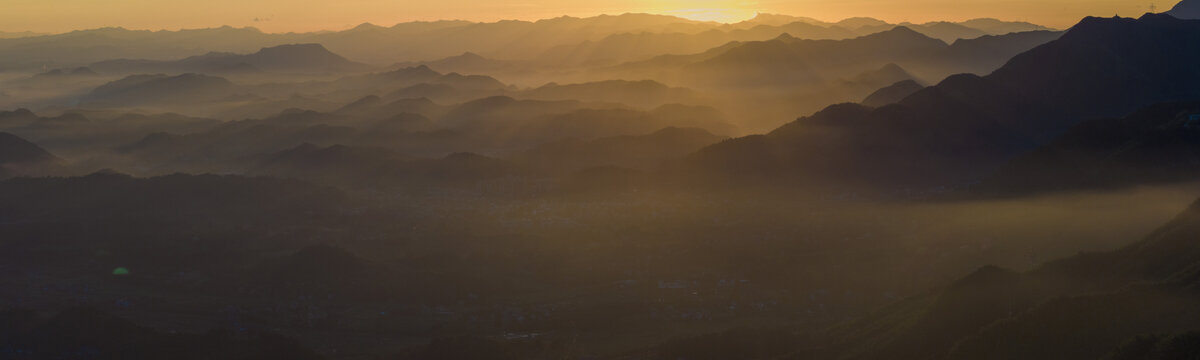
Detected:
left=3, top=5, right=1200, bottom=359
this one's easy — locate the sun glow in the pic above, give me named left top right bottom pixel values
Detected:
left=665, top=8, right=759, bottom=23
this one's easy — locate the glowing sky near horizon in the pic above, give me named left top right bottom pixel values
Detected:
left=0, top=0, right=1176, bottom=33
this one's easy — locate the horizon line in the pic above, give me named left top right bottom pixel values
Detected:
left=0, top=11, right=1060, bottom=37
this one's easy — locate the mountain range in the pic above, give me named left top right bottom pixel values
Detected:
left=647, top=27, right=1063, bottom=87
left=685, top=13, right=1200, bottom=189
left=5, top=6, right=1200, bottom=360
left=516, top=80, right=701, bottom=109
left=0, top=14, right=1054, bottom=70
left=108, top=93, right=735, bottom=175
left=533, top=17, right=1050, bottom=68
left=862, top=80, right=925, bottom=107
left=391, top=52, right=514, bottom=76
left=90, top=43, right=372, bottom=75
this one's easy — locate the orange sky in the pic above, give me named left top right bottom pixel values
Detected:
left=0, top=0, right=1176, bottom=33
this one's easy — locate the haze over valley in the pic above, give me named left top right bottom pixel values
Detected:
left=4, top=1, right=1200, bottom=359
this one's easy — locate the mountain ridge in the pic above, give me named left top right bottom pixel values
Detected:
left=1169, top=0, right=1200, bottom=19
left=91, top=43, right=372, bottom=75
left=684, top=14, right=1200, bottom=189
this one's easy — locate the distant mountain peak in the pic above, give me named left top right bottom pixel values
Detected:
left=244, top=43, right=370, bottom=72
left=960, top=18, right=1055, bottom=32
left=879, top=62, right=906, bottom=72
left=748, top=13, right=787, bottom=21
left=351, top=22, right=385, bottom=31
left=85, top=73, right=237, bottom=105
left=859, top=26, right=943, bottom=44
left=836, top=17, right=890, bottom=29
left=882, top=25, right=924, bottom=35
left=740, top=13, right=827, bottom=27
left=255, top=43, right=334, bottom=55
left=384, top=65, right=442, bottom=79
left=862, top=79, right=925, bottom=107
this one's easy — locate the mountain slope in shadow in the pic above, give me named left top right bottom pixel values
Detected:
left=825, top=198, right=1200, bottom=360
left=0, top=132, right=61, bottom=178
left=974, top=100, right=1200, bottom=196
left=617, top=27, right=1060, bottom=88
left=685, top=14, right=1200, bottom=190
left=1169, top=0, right=1200, bottom=19
left=862, top=80, right=925, bottom=107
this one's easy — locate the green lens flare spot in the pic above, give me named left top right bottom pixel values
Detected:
left=112, top=267, right=131, bottom=276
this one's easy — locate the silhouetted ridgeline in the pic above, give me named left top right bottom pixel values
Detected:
left=1170, top=0, right=1200, bottom=19
left=861, top=79, right=925, bottom=107
left=616, top=27, right=1061, bottom=87
left=685, top=14, right=1200, bottom=190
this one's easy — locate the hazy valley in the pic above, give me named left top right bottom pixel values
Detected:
left=3, top=2, right=1200, bottom=359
